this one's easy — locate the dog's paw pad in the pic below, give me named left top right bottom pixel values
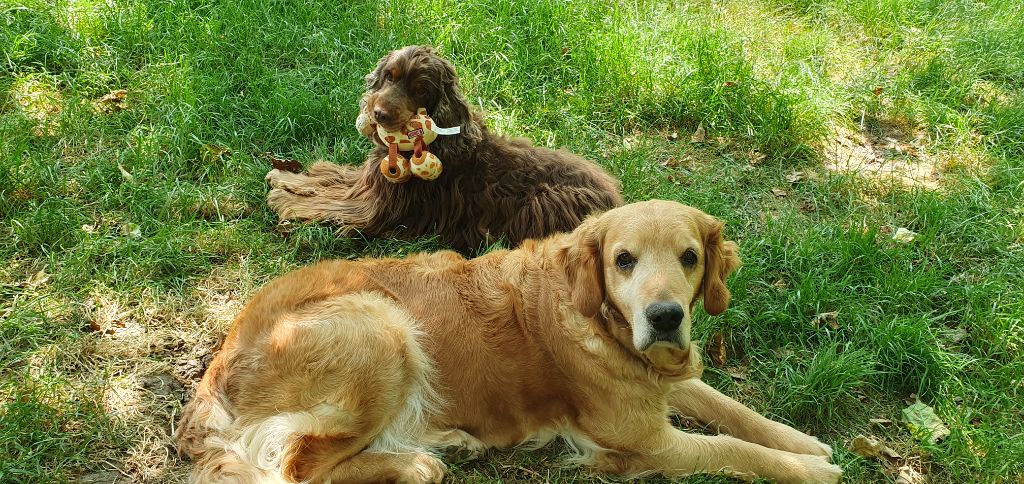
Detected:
left=441, top=445, right=483, bottom=464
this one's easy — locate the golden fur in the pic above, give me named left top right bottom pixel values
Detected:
left=176, top=200, right=841, bottom=483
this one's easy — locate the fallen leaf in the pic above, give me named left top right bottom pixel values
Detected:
left=667, top=131, right=679, bottom=142
left=728, top=370, right=747, bottom=381
left=786, top=171, right=805, bottom=183
left=970, top=417, right=982, bottom=427
left=117, top=163, right=134, bottom=182
left=723, top=80, right=738, bottom=87
left=892, top=227, right=918, bottom=244
left=799, top=200, right=817, bottom=213
left=93, top=89, right=128, bottom=114
left=27, top=269, right=50, bottom=288
left=749, top=151, right=766, bottom=165
left=771, top=188, right=787, bottom=198
left=870, top=418, right=893, bottom=427
left=81, top=224, right=96, bottom=234
left=902, top=400, right=950, bottom=444
left=121, top=223, right=142, bottom=239
left=811, top=311, right=840, bottom=329
left=274, top=220, right=294, bottom=238
left=691, top=123, right=706, bottom=143
left=202, top=143, right=229, bottom=163
left=874, top=86, right=884, bottom=96
left=265, top=153, right=303, bottom=173
left=895, top=465, right=925, bottom=484
left=849, top=434, right=901, bottom=460
left=705, top=332, right=727, bottom=368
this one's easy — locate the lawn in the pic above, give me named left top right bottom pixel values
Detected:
left=2, top=0, right=1022, bottom=482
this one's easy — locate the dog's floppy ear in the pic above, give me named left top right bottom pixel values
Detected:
left=701, top=216, right=741, bottom=316
left=428, top=51, right=473, bottom=130
left=556, top=215, right=607, bottom=318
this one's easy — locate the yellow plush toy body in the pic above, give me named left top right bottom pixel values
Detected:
left=356, top=106, right=444, bottom=183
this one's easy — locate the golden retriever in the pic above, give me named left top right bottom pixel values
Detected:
left=176, top=200, right=841, bottom=483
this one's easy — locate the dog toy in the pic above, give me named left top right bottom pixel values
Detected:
left=356, top=103, right=450, bottom=183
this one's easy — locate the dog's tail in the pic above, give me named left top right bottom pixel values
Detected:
left=176, top=357, right=289, bottom=484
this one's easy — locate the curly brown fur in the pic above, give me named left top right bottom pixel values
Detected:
left=266, top=45, right=623, bottom=254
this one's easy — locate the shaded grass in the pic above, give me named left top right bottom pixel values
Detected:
left=1, top=0, right=1022, bottom=482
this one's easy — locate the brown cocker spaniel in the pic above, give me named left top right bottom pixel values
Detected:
left=265, top=45, right=623, bottom=254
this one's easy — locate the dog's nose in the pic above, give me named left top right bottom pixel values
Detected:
left=645, top=302, right=684, bottom=332
left=373, top=107, right=390, bottom=124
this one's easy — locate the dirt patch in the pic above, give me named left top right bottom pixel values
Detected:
left=824, top=118, right=940, bottom=189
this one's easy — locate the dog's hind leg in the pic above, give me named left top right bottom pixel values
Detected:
left=291, top=444, right=444, bottom=484
left=267, top=292, right=445, bottom=483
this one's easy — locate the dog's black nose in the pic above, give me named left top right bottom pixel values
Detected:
left=373, top=107, right=389, bottom=124
left=645, top=302, right=684, bottom=332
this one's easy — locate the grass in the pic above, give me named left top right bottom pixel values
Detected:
left=2, top=0, right=1022, bottom=482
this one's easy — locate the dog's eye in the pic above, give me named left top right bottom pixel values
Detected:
left=680, top=249, right=698, bottom=267
left=615, top=251, right=636, bottom=270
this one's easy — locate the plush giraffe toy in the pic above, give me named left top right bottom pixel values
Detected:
left=356, top=105, right=444, bottom=183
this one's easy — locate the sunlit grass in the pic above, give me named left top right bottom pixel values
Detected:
left=1, top=0, right=1022, bottom=482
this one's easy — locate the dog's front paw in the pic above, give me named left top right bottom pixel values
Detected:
left=790, top=453, right=841, bottom=484
left=783, top=431, right=833, bottom=460
left=398, top=453, right=446, bottom=484
left=760, top=421, right=833, bottom=460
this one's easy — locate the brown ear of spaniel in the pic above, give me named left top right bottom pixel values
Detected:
left=265, top=45, right=623, bottom=254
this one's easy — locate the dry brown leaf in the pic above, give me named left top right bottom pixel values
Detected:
left=893, top=227, right=918, bottom=243
left=849, top=434, right=901, bottom=460
left=202, top=144, right=229, bottom=163
left=705, top=332, right=727, bottom=368
left=786, top=171, right=805, bottom=183
left=27, top=269, right=50, bottom=288
left=117, top=163, right=134, bottom=182
left=667, top=131, right=679, bottom=142
left=895, top=465, right=925, bottom=484
left=870, top=418, right=893, bottom=427
left=811, top=311, right=840, bottom=330
left=265, top=152, right=303, bottom=173
left=93, top=89, right=128, bottom=114
left=771, top=188, right=787, bottom=198
left=728, top=370, right=747, bottom=381
left=723, top=80, right=738, bottom=87
left=691, top=123, right=706, bottom=143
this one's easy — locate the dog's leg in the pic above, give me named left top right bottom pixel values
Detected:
left=586, top=425, right=840, bottom=483
left=667, top=379, right=833, bottom=458
left=292, top=446, right=444, bottom=484
left=422, top=428, right=488, bottom=463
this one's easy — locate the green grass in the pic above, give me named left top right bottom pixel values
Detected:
left=2, top=0, right=1022, bottom=482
